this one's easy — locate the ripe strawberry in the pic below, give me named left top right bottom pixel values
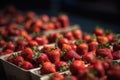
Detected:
left=3, top=49, right=13, bottom=55
left=94, top=27, right=104, bottom=36
left=6, top=42, right=15, bottom=51
left=75, top=41, right=88, bottom=55
left=58, top=14, right=70, bottom=27
left=70, top=60, right=85, bottom=75
left=21, top=47, right=34, bottom=63
left=28, top=40, right=38, bottom=47
left=57, top=38, right=69, bottom=49
left=41, top=45, right=55, bottom=53
left=107, top=66, right=120, bottom=80
left=61, top=43, right=72, bottom=51
left=7, top=54, right=14, bottom=63
left=54, top=21, right=61, bottom=29
left=0, top=39, right=6, bottom=48
left=64, top=31, right=75, bottom=40
left=62, top=50, right=81, bottom=61
left=91, top=60, right=105, bottom=77
left=16, top=40, right=28, bottom=51
left=21, top=61, right=33, bottom=70
left=47, top=48, right=61, bottom=63
left=70, top=43, right=77, bottom=51
left=35, top=53, right=50, bottom=67
left=96, top=48, right=111, bottom=57
left=35, top=35, right=48, bottom=45
left=40, top=14, right=49, bottom=23
left=83, top=51, right=96, bottom=63
left=97, top=36, right=108, bottom=44
left=55, top=61, right=68, bottom=71
left=72, top=29, right=82, bottom=39
left=88, top=41, right=98, bottom=51
left=48, top=33, right=62, bottom=43
left=40, top=62, right=56, bottom=75
left=113, top=43, right=120, bottom=51
left=83, top=33, right=91, bottom=42
left=13, top=56, right=24, bottom=66
left=50, top=72, right=64, bottom=80
left=112, top=50, right=120, bottom=60
left=106, top=32, right=113, bottom=42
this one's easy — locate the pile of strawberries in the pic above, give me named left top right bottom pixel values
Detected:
left=6, top=27, right=120, bottom=80
left=1, top=6, right=120, bottom=80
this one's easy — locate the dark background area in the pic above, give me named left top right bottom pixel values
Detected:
left=0, top=0, right=120, bottom=80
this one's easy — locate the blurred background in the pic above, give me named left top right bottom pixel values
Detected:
left=0, top=0, right=120, bottom=33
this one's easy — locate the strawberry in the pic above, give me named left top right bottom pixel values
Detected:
left=94, top=27, right=104, bottom=36
left=0, top=39, right=6, bottom=48
left=35, top=53, right=50, bottom=67
left=70, top=43, right=77, bottom=51
left=57, top=38, right=69, bottom=49
left=61, top=43, right=72, bottom=51
left=62, top=50, right=81, bottom=61
left=3, top=49, right=13, bottom=55
left=83, top=33, right=91, bottom=42
left=70, top=60, right=85, bottom=75
left=75, top=40, right=88, bottom=55
left=97, top=36, right=108, bottom=44
left=64, top=31, right=75, bottom=40
left=21, top=47, right=34, bottom=63
left=113, top=43, right=120, bottom=51
left=112, top=50, right=120, bottom=60
left=96, top=48, right=111, bottom=57
left=88, top=41, right=98, bottom=51
left=40, top=62, right=56, bottom=75
left=34, top=35, right=48, bottom=45
left=41, top=45, right=55, bottom=53
left=6, top=42, right=15, bottom=51
left=13, top=56, right=24, bottom=66
left=21, top=61, right=33, bottom=70
left=83, top=51, right=96, bottom=63
left=16, top=40, right=28, bottom=51
left=7, top=54, right=14, bottom=63
left=28, top=40, right=38, bottom=47
left=72, top=29, right=82, bottom=39
left=47, top=48, right=61, bottom=63
left=91, top=60, right=105, bottom=77
left=107, top=66, right=120, bottom=80
left=50, top=72, right=64, bottom=80
left=55, top=61, right=68, bottom=71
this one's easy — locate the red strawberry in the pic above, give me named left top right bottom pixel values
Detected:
left=7, top=54, right=14, bottom=63
left=92, top=60, right=105, bottom=77
left=61, top=43, right=72, bottom=51
left=76, top=41, right=88, bottom=55
left=41, top=45, right=55, bottom=53
left=112, top=50, right=120, bottom=60
left=88, top=41, right=98, bottom=52
left=35, top=53, right=50, bottom=67
left=3, top=49, right=13, bottom=55
left=83, top=33, right=91, bottom=42
left=57, top=38, right=69, bottom=49
left=97, top=36, right=108, bottom=44
left=50, top=72, right=64, bottom=80
left=72, top=29, right=82, bottom=39
left=28, top=40, right=38, bottom=47
left=83, top=51, right=96, bottom=63
left=6, top=42, right=15, bottom=51
left=70, top=60, right=85, bottom=75
left=13, top=56, right=24, bottom=66
left=70, top=43, right=77, bottom=51
left=62, top=50, right=81, bottom=61
left=35, top=36, right=48, bottom=45
left=47, top=48, right=61, bottom=63
left=107, top=66, right=120, bottom=80
left=96, top=48, right=111, bottom=57
left=94, top=27, right=104, bottom=36
left=64, top=32, right=75, bottom=40
left=21, top=47, right=34, bottom=63
left=21, top=61, right=33, bottom=70
left=0, top=39, right=6, bottom=47
left=55, top=61, right=68, bottom=71
left=113, top=43, right=120, bottom=51
left=40, top=62, right=56, bottom=75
